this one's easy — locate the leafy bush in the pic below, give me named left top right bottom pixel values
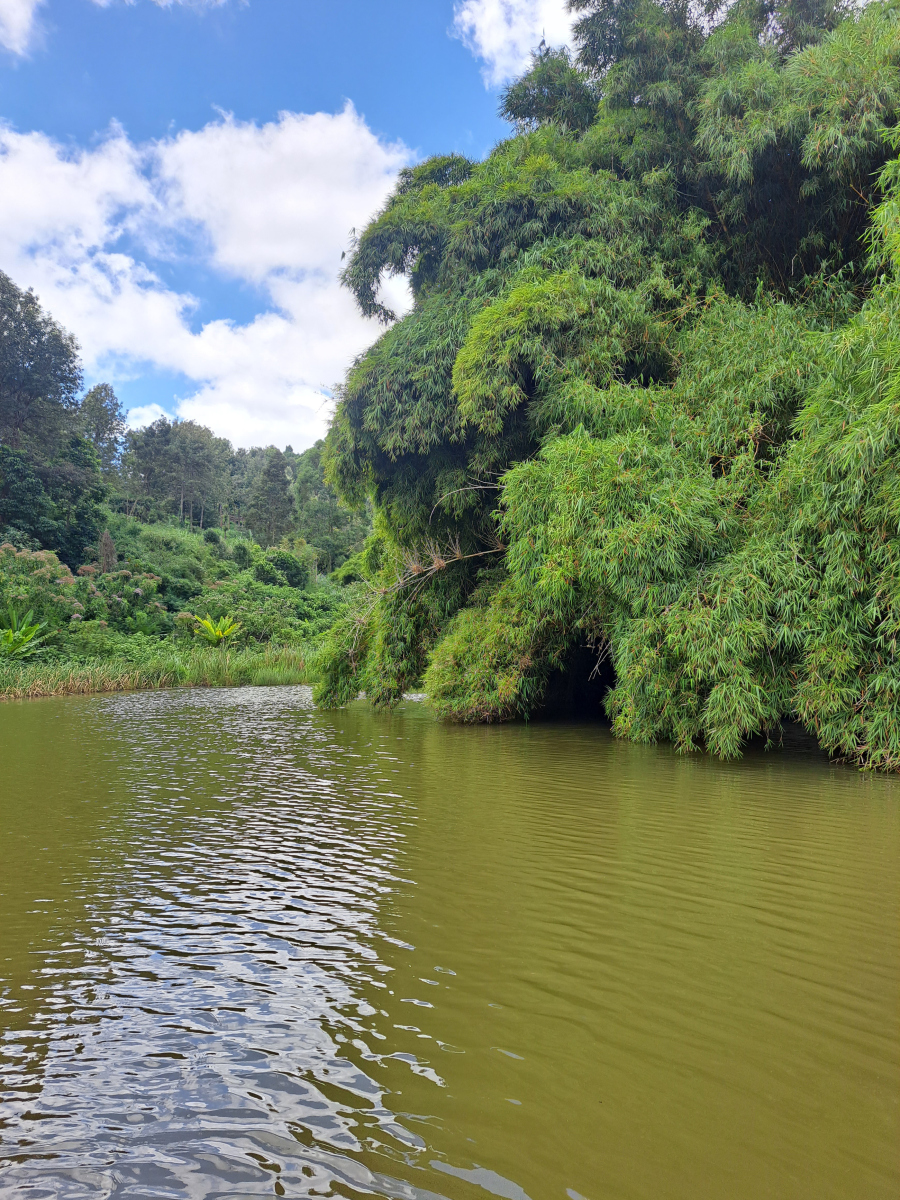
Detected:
left=0, top=608, right=51, bottom=660
left=253, top=558, right=287, bottom=586
left=265, top=548, right=310, bottom=589
left=191, top=613, right=242, bottom=646
left=315, top=3, right=900, bottom=769
left=232, top=540, right=253, bottom=569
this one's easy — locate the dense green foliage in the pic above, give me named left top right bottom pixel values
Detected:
left=118, top=422, right=369, bottom=565
left=0, top=273, right=368, bottom=691
left=0, top=517, right=343, bottom=668
left=0, top=273, right=107, bottom=566
left=317, top=0, right=900, bottom=768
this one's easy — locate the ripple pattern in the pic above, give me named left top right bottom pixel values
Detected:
left=0, top=686, right=897, bottom=1200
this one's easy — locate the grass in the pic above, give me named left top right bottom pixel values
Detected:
left=0, top=644, right=312, bottom=701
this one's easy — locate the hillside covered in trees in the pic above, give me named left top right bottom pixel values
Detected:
left=0, top=277, right=368, bottom=575
left=316, top=0, right=900, bottom=769
left=0, top=271, right=368, bottom=685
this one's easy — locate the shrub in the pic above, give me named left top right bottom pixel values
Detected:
left=190, top=613, right=242, bottom=646
left=253, top=558, right=288, bottom=586
left=232, top=541, right=254, bottom=569
left=265, top=548, right=309, bottom=589
left=0, top=608, right=52, bottom=660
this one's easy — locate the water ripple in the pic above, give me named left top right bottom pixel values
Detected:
left=0, top=686, right=897, bottom=1199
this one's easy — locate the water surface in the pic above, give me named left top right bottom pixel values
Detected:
left=0, top=686, right=897, bottom=1199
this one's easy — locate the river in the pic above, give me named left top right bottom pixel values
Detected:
left=0, top=685, right=896, bottom=1199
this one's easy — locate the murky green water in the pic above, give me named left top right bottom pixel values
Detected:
left=0, top=687, right=897, bottom=1199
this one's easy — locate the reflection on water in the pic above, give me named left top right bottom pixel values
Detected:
left=0, top=686, right=897, bottom=1199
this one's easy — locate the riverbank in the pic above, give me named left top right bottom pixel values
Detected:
left=0, top=644, right=311, bottom=701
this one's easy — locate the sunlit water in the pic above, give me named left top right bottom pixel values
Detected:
left=0, top=686, right=897, bottom=1199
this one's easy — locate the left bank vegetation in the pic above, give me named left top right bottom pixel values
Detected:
left=0, top=272, right=370, bottom=700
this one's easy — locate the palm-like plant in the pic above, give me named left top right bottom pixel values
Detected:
left=0, top=608, right=51, bottom=659
left=191, top=613, right=242, bottom=646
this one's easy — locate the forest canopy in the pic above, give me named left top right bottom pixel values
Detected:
left=316, top=0, right=900, bottom=769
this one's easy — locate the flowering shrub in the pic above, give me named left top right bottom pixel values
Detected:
left=0, top=544, right=170, bottom=648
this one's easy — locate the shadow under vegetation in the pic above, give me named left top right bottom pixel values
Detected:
left=535, top=643, right=615, bottom=722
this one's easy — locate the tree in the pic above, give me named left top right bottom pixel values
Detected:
left=167, top=420, right=230, bottom=528
left=0, top=437, right=105, bottom=566
left=293, top=440, right=370, bottom=572
left=0, top=274, right=105, bottom=565
left=247, top=448, right=295, bottom=546
left=500, top=46, right=600, bottom=133
left=122, top=417, right=231, bottom=526
left=315, top=2, right=900, bottom=770
left=227, top=446, right=267, bottom=529
left=0, top=273, right=82, bottom=454
left=41, top=436, right=107, bottom=566
left=121, top=416, right=175, bottom=518
left=79, top=383, right=126, bottom=477
left=0, top=446, right=57, bottom=549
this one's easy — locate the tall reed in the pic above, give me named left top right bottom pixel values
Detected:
left=0, top=644, right=311, bottom=701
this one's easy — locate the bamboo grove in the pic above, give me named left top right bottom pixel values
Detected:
left=316, top=0, right=900, bottom=769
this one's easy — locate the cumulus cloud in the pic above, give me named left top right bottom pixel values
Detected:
left=157, top=109, right=407, bottom=282
left=0, top=0, right=44, bottom=54
left=126, top=403, right=169, bottom=429
left=453, top=0, right=575, bottom=86
left=0, top=105, right=412, bottom=448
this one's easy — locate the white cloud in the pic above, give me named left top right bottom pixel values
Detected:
left=0, top=105, right=413, bottom=448
left=157, top=108, right=407, bottom=282
left=0, top=0, right=44, bottom=54
left=126, top=403, right=169, bottom=429
left=453, top=0, right=575, bottom=86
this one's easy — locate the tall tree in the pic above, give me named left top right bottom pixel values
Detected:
left=122, top=417, right=231, bottom=526
left=0, top=272, right=82, bottom=455
left=247, top=448, right=295, bottom=546
left=79, top=383, right=126, bottom=478
left=121, top=416, right=175, bottom=518
left=0, top=446, right=57, bottom=548
left=0, top=274, right=105, bottom=564
left=167, top=420, right=230, bottom=528
left=226, top=446, right=268, bottom=530
left=292, top=440, right=371, bottom=572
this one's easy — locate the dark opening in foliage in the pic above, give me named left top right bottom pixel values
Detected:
left=538, top=642, right=616, bottom=720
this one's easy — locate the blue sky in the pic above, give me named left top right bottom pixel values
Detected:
left=0, top=0, right=573, bottom=447
left=3, top=1, right=505, bottom=156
